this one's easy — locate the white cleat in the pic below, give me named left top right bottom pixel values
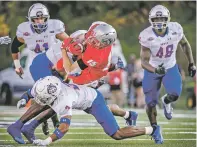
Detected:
left=161, top=94, right=173, bottom=120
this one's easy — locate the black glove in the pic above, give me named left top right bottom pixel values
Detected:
left=51, top=69, right=64, bottom=80
left=155, top=63, right=166, bottom=75
left=188, top=63, right=196, bottom=77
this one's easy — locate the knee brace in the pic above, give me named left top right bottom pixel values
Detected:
left=165, top=94, right=179, bottom=103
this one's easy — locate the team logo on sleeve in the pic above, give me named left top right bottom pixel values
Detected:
left=147, top=37, right=154, bottom=41
left=23, top=32, right=30, bottom=36
left=47, top=83, right=57, bottom=94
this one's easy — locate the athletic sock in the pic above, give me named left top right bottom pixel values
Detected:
left=145, top=127, right=153, bottom=135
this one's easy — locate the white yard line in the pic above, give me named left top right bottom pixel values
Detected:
left=0, top=139, right=196, bottom=142
left=0, top=127, right=195, bottom=130
left=0, top=132, right=196, bottom=135
left=0, top=121, right=196, bottom=127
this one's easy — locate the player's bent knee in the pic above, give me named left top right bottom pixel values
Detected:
left=146, top=101, right=157, bottom=108
left=166, top=94, right=179, bottom=102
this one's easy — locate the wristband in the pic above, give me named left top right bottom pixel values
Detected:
left=53, top=128, right=65, bottom=139
left=14, top=60, right=21, bottom=69
left=60, top=117, right=71, bottom=125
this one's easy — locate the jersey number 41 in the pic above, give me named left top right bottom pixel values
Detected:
left=34, top=43, right=49, bottom=53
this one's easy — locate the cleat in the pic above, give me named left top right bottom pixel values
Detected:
left=151, top=125, right=164, bottom=144
left=21, top=124, right=36, bottom=143
left=42, top=121, right=49, bottom=135
left=126, top=111, right=138, bottom=126
left=161, top=94, right=173, bottom=120
left=7, top=124, right=25, bottom=144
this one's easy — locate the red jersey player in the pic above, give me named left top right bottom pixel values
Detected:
left=59, top=22, right=122, bottom=84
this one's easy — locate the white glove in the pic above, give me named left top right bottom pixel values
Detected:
left=17, top=99, right=27, bottom=109
left=0, top=36, right=11, bottom=44
left=33, top=137, right=52, bottom=146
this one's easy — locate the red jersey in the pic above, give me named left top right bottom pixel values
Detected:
left=81, top=43, right=111, bottom=69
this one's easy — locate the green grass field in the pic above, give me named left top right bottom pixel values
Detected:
left=0, top=106, right=196, bottom=147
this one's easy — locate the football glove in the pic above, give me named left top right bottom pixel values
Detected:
left=61, top=38, right=83, bottom=55
left=155, top=63, right=166, bottom=75
left=0, top=36, right=11, bottom=45
left=188, top=63, right=196, bottom=77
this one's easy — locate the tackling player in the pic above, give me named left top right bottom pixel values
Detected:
left=139, top=5, right=196, bottom=143
left=11, top=3, right=69, bottom=135
left=7, top=76, right=163, bottom=145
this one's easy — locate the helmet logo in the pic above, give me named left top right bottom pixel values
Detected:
left=36, top=11, right=43, bottom=17
left=156, top=11, right=162, bottom=17
left=47, top=83, right=57, bottom=94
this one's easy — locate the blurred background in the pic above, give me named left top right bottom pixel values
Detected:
left=0, top=1, right=196, bottom=110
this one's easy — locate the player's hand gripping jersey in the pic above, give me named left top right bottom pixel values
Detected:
left=17, top=19, right=65, bottom=57
left=139, top=22, right=183, bottom=69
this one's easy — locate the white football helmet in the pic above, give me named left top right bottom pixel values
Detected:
left=149, top=5, right=170, bottom=30
left=28, top=3, right=50, bottom=33
left=34, top=76, right=61, bottom=106
left=85, top=23, right=117, bottom=49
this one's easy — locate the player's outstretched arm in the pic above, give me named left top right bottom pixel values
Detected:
left=179, top=35, right=196, bottom=77
left=33, top=115, right=71, bottom=146
left=56, top=32, right=69, bottom=41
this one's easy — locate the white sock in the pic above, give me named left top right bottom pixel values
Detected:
left=123, top=111, right=130, bottom=119
left=145, top=127, right=153, bottom=135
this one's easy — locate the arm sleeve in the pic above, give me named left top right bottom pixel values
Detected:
left=54, top=20, right=65, bottom=34
left=175, top=22, right=184, bottom=41
left=11, top=36, right=24, bottom=53
left=139, top=32, right=151, bottom=49
left=77, top=59, right=88, bottom=70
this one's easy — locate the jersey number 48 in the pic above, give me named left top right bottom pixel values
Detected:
left=156, top=44, right=173, bottom=58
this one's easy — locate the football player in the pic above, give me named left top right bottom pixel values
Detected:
left=13, top=23, right=137, bottom=143
left=7, top=76, right=163, bottom=145
left=0, top=36, right=11, bottom=45
left=61, top=22, right=122, bottom=84
left=11, top=3, right=68, bottom=78
left=11, top=3, right=69, bottom=135
left=139, top=5, right=196, bottom=144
